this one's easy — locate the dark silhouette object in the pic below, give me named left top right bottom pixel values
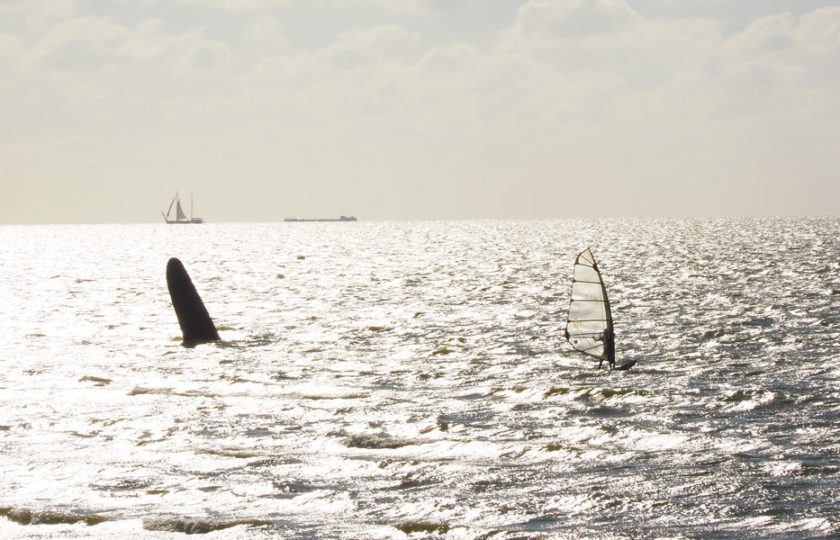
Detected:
left=166, top=257, right=220, bottom=346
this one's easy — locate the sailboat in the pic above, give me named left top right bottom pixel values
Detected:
left=162, top=192, right=204, bottom=224
left=564, top=248, right=635, bottom=370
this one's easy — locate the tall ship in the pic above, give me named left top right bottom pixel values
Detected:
left=162, top=192, right=204, bottom=224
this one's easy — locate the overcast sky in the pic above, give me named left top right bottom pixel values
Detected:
left=1, top=0, right=838, bottom=223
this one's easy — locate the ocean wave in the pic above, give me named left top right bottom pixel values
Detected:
left=0, top=507, right=107, bottom=527
left=344, top=432, right=423, bottom=450
left=142, top=517, right=271, bottom=535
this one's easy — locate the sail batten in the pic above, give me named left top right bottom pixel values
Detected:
left=565, top=247, right=615, bottom=366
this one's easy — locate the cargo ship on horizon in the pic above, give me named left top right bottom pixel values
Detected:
left=284, top=215, right=358, bottom=223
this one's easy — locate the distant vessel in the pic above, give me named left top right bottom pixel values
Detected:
left=565, top=248, right=634, bottom=370
left=162, top=192, right=204, bottom=224
left=283, top=216, right=358, bottom=223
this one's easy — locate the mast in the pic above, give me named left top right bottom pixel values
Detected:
left=594, top=258, right=615, bottom=368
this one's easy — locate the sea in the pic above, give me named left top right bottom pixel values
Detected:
left=0, top=218, right=837, bottom=539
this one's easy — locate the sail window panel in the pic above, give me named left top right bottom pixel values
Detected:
left=565, top=330, right=606, bottom=359
left=568, top=300, right=606, bottom=322
left=573, top=264, right=600, bottom=284
left=571, top=281, right=604, bottom=302
left=578, top=249, right=596, bottom=267
left=570, top=337, right=601, bottom=354
left=568, top=319, right=606, bottom=337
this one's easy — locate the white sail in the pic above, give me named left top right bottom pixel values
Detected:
left=565, top=248, right=615, bottom=365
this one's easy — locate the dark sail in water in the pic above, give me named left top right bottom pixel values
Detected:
left=166, top=258, right=220, bottom=346
left=565, top=248, right=615, bottom=369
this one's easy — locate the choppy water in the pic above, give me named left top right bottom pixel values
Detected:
left=0, top=218, right=838, bottom=539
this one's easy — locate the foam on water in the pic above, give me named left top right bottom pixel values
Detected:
left=0, top=218, right=838, bottom=538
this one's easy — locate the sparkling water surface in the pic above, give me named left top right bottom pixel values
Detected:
left=0, top=218, right=838, bottom=538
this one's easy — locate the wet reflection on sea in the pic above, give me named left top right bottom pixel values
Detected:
left=0, top=218, right=837, bottom=538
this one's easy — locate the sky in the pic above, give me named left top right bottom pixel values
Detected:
left=0, top=0, right=838, bottom=223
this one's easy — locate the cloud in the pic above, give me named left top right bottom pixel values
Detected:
left=111, top=19, right=168, bottom=62
left=510, top=0, right=639, bottom=39
left=221, top=0, right=839, bottom=141
left=176, top=0, right=426, bottom=13
left=14, top=15, right=231, bottom=78
left=1, top=0, right=838, bottom=220
left=165, top=30, right=231, bottom=75
left=797, top=7, right=840, bottom=54
left=0, top=0, right=77, bottom=25
left=7, top=0, right=836, bottom=129
left=683, top=7, right=840, bottom=115
left=325, top=25, right=419, bottom=67
left=245, top=24, right=418, bottom=84
left=724, top=7, right=840, bottom=56
left=23, top=15, right=128, bottom=69
left=730, top=13, right=797, bottom=53
left=245, top=16, right=287, bottom=44
left=492, top=0, right=840, bottom=122
left=177, top=0, right=292, bottom=10
left=0, top=33, right=26, bottom=61
left=502, top=0, right=721, bottom=58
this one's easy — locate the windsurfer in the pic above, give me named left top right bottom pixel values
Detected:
left=598, top=328, right=616, bottom=370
